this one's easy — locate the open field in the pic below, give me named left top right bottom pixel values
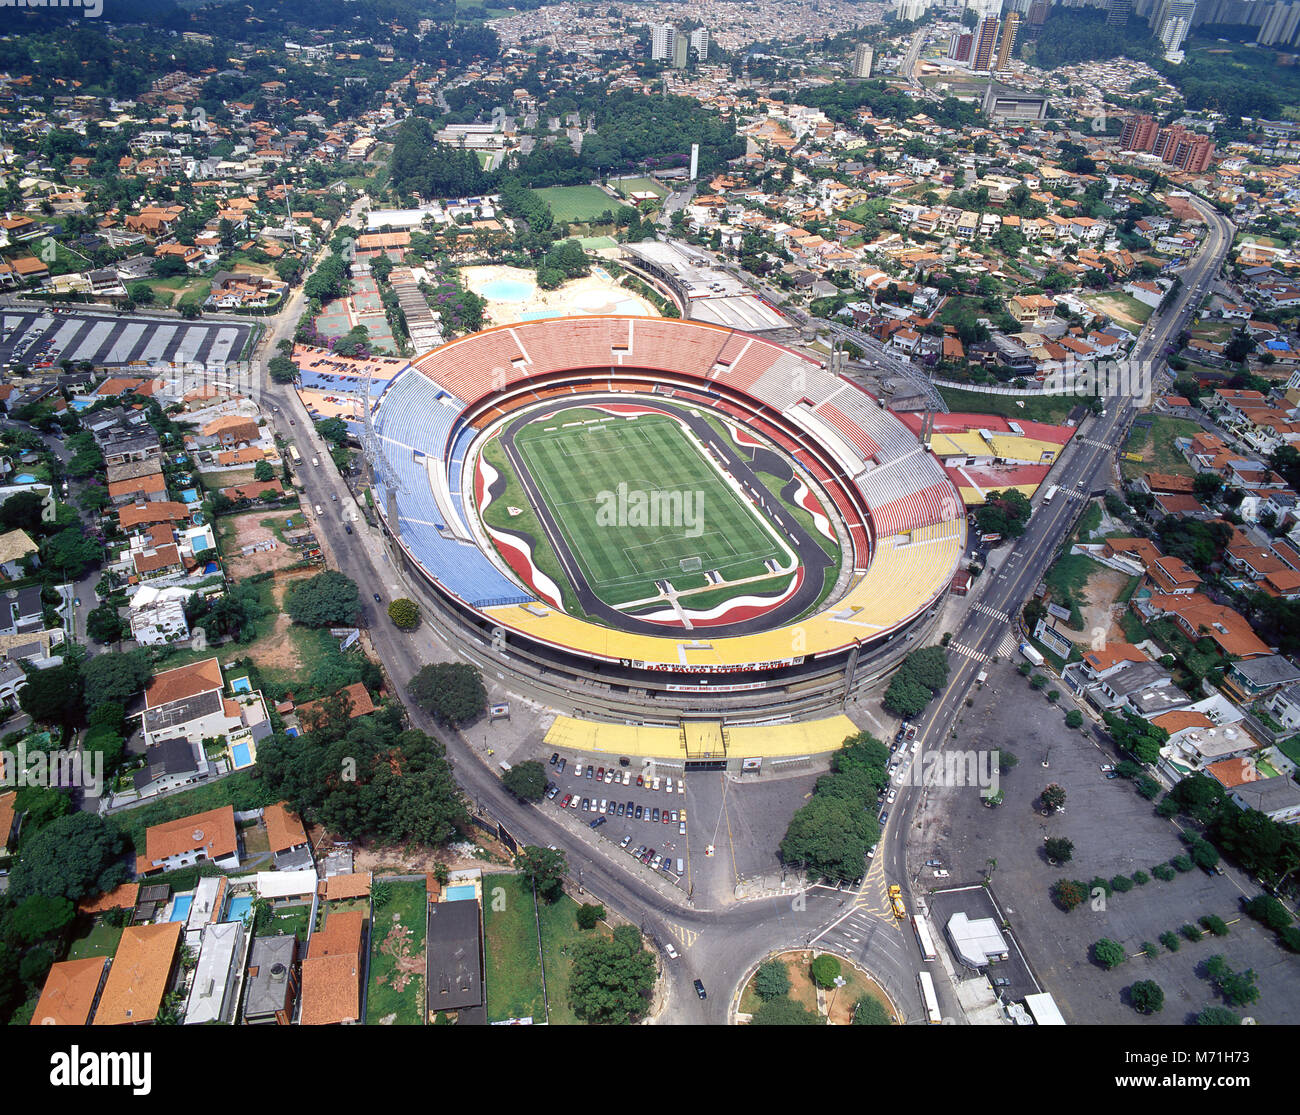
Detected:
left=534, top=185, right=620, bottom=223
left=513, top=411, right=787, bottom=607
left=611, top=176, right=667, bottom=200
left=482, top=872, right=546, bottom=1023
left=1120, top=414, right=1201, bottom=480
left=1085, top=291, right=1153, bottom=330
left=220, top=509, right=312, bottom=578
left=367, top=880, right=427, bottom=1025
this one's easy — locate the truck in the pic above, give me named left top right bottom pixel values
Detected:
left=1042, top=484, right=1059, bottom=504
left=1019, top=642, right=1044, bottom=667
left=888, top=884, right=906, bottom=920
left=975, top=668, right=988, bottom=686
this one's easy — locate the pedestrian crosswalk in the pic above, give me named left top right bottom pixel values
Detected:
left=997, top=630, right=1019, bottom=658
left=970, top=602, right=1009, bottom=621
left=948, top=641, right=990, bottom=663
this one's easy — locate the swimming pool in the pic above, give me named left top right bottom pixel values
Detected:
left=225, top=894, right=254, bottom=924
left=285, top=727, right=299, bottom=738
left=480, top=278, right=535, bottom=302
left=230, top=741, right=254, bottom=769
left=231, top=676, right=252, bottom=694
left=169, top=895, right=193, bottom=922
left=444, top=885, right=477, bottom=902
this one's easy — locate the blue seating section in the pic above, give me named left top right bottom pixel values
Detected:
left=373, top=371, right=532, bottom=608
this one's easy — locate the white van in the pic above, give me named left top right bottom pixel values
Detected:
left=676, top=858, right=684, bottom=874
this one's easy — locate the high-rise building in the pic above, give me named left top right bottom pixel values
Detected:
left=972, top=15, right=1001, bottom=70
left=1151, top=123, right=1215, bottom=171
left=896, top=0, right=930, bottom=22
left=1152, top=0, right=1196, bottom=53
left=995, top=12, right=1020, bottom=68
left=1120, top=112, right=1161, bottom=151
left=691, top=27, right=710, bottom=59
left=651, top=23, right=675, bottom=61
left=948, top=31, right=974, bottom=61
left=672, top=31, right=689, bottom=69
left=853, top=43, right=875, bottom=77
left=1258, top=0, right=1300, bottom=46
left=1026, top=0, right=1051, bottom=33
left=1106, top=0, right=1132, bottom=26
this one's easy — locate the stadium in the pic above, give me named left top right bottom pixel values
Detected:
left=367, top=315, right=966, bottom=726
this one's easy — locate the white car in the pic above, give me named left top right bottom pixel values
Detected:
left=619, top=835, right=631, bottom=849
left=623, top=770, right=632, bottom=785
left=887, top=789, right=897, bottom=804
left=665, top=942, right=679, bottom=960
left=651, top=776, right=661, bottom=791
left=911, top=739, right=921, bottom=753
left=569, top=795, right=580, bottom=810
left=599, top=799, right=608, bottom=814
left=679, top=822, right=687, bottom=835
left=665, top=777, right=674, bottom=794
left=678, top=781, right=685, bottom=794
left=933, top=869, right=950, bottom=878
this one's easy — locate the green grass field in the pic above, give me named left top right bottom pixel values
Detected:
left=482, top=873, right=546, bottom=1023
left=937, top=385, right=1077, bottom=424
left=1121, top=415, right=1201, bottom=480
left=533, top=185, right=620, bottom=223
left=366, top=880, right=426, bottom=1025
left=611, top=177, right=666, bottom=200
left=513, top=412, right=789, bottom=607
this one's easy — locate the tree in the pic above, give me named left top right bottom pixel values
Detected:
left=568, top=924, right=657, bottom=1024
left=18, top=662, right=84, bottom=725
left=852, top=995, right=893, bottom=1025
left=315, top=416, right=349, bottom=445
left=387, top=598, right=420, bottom=629
left=86, top=601, right=126, bottom=644
left=1189, top=838, right=1220, bottom=871
left=1053, top=878, right=1089, bottom=911
left=408, top=662, right=486, bottom=726
left=753, top=959, right=791, bottom=1001
left=502, top=759, right=547, bottom=803
left=1243, top=894, right=1293, bottom=931
left=515, top=845, right=567, bottom=903
left=1065, top=709, right=1083, bottom=729
left=2, top=894, right=75, bottom=945
left=1092, top=938, right=1127, bottom=969
left=82, top=649, right=152, bottom=708
left=1045, top=837, right=1074, bottom=864
left=41, top=529, right=102, bottom=579
left=286, top=570, right=360, bottom=627
left=268, top=355, right=298, bottom=384
left=1041, top=784, right=1067, bottom=811
left=8, top=813, right=129, bottom=902
left=576, top=903, right=606, bottom=930
left=253, top=460, right=274, bottom=482
left=1129, top=980, right=1164, bottom=1014
left=1196, top=1005, right=1241, bottom=1025
left=752, top=996, right=823, bottom=1025
left=810, top=953, right=842, bottom=989
left=780, top=794, right=878, bottom=883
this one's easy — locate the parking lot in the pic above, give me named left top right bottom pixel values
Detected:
left=539, top=751, right=824, bottom=904
left=0, top=308, right=255, bottom=370
left=913, top=655, right=1300, bottom=1024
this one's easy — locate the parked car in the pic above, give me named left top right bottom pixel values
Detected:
left=616, top=802, right=625, bottom=817
left=569, top=795, right=580, bottom=810
left=992, top=977, right=1010, bottom=988
left=694, top=979, right=707, bottom=1000
left=580, top=797, right=590, bottom=811
left=590, top=817, right=606, bottom=830
left=372, top=593, right=381, bottom=602
left=933, top=869, right=950, bottom=878
left=1099, top=764, right=1115, bottom=773
left=549, top=753, right=559, bottom=765
left=925, top=859, right=943, bottom=868
left=545, top=783, right=559, bottom=799
left=556, top=758, right=566, bottom=774
left=560, top=794, right=571, bottom=808
left=665, top=942, right=679, bottom=960
left=345, top=524, right=352, bottom=534
left=626, top=800, right=634, bottom=815
left=585, top=766, right=594, bottom=779
left=679, top=822, right=687, bottom=835
left=635, top=805, right=643, bottom=820
left=887, top=790, right=897, bottom=804
left=665, top=777, right=674, bottom=794
left=619, top=836, right=631, bottom=849
left=599, top=799, right=607, bottom=814
left=652, top=807, right=660, bottom=822
left=596, top=767, right=604, bottom=781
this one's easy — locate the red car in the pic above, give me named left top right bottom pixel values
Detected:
left=596, top=767, right=604, bottom=781
left=560, top=794, right=571, bottom=808
left=636, top=774, right=644, bottom=786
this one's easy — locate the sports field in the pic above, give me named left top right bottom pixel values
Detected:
left=513, top=413, right=790, bottom=607
left=533, top=185, right=620, bottom=223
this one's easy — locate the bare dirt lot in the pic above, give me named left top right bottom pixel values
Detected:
left=1077, top=565, right=1133, bottom=647
left=223, top=510, right=312, bottom=579
left=242, top=568, right=318, bottom=675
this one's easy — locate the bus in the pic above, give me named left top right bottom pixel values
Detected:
left=917, top=971, right=941, bottom=1024
left=1042, top=484, right=1059, bottom=504
left=289, top=445, right=301, bottom=465
left=912, top=914, right=937, bottom=962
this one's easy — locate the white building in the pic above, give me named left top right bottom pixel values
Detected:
left=853, top=43, right=874, bottom=78
left=651, top=22, right=675, bottom=61
left=130, top=597, right=190, bottom=646
left=691, top=27, right=710, bottom=60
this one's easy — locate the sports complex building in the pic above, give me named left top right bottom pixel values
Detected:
left=363, top=314, right=968, bottom=757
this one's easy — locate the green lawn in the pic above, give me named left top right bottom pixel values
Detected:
left=67, top=921, right=123, bottom=961
left=1278, top=736, right=1300, bottom=767
left=611, top=177, right=667, bottom=200
left=367, top=880, right=427, bottom=1025
left=534, top=185, right=620, bottom=223
left=536, top=887, right=605, bottom=1026
left=482, top=872, right=546, bottom=1023
left=265, top=905, right=311, bottom=942
left=513, top=411, right=787, bottom=606
left=1084, top=291, right=1153, bottom=329
left=1120, top=415, right=1201, bottom=480
left=937, top=386, right=1077, bottom=425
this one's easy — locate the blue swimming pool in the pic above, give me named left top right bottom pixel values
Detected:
left=169, top=895, right=193, bottom=922
left=13, top=474, right=36, bottom=484
left=286, top=727, right=299, bottom=738
left=480, top=278, right=535, bottom=302
left=181, top=488, right=199, bottom=503
left=230, top=742, right=253, bottom=768
left=444, top=884, right=477, bottom=902
left=225, top=894, right=254, bottom=924
left=231, top=676, right=252, bottom=694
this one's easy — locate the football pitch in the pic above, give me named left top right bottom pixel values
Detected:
left=513, top=414, right=789, bottom=607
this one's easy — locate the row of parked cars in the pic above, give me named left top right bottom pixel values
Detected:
left=557, top=792, right=687, bottom=834
left=551, top=754, right=684, bottom=795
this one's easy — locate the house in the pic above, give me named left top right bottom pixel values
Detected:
left=426, top=897, right=485, bottom=1024
left=300, top=910, right=364, bottom=1025
left=264, top=801, right=313, bottom=871
left=0, top=790, right=16, bottom=860
left=0, top=585, right=46, bottom=637
left=92, top=921, right=182, bottom=1025
left=137, top=805, right=241, bottom=875
left=1265, top=681, right=1300, bottom=731
left=108, top=472, right=167, bottom=506
left=183, top=920, right=246, bottom=1025
left=295, top=683, right=376, bottom=729
left=140, top=657, right=236, bottom=748
left=1136, top=594, right=1272, bottom=659
left=1222, top=654, right=1300, bottom=701
left=30, top=957, right=109, bottom=1026
left=129, top=597, right=190, bottom=646
left=1225, top=773, right=1300, bottom=823
left=131, top=736, right=209, bottom=799
left=0, top=530, right=38, bottom=579
left=242, top=935, right=298, bottom=1024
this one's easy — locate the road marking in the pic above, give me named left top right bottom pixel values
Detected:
left=970, top=602, right=1009, bottom=620
left=947, top=642, right=989, bottom=663
left=667, top=924, right=698, bottom=948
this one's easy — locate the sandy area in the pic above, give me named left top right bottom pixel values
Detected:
left=460, top=263, right=656, bottom=327
left=224, top=510, right=313, bottom=579
left=1074, top=564, right=1133, bottom=645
